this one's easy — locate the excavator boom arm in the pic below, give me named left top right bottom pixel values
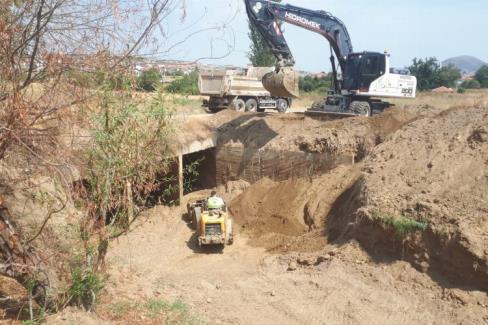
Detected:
left=245, top=0, right=353, bottom=71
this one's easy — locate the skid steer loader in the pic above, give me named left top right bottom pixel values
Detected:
left=187, top=199, right=233, bottom=247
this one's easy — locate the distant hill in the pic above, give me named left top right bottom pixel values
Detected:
left=442, top=56, right=486, bottom=74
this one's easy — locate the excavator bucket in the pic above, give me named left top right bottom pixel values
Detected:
left=262, top=67, right=300, bottom=98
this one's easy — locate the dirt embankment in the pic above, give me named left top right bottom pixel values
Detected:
left=214, top=107, right=417, bottom=156
left=226, top=107, right=419, bottom=252
left=229, top=105, right=488, bottom=292
left=345, top=106, right=488, bottom=290
left=212, top=107, right=419, bottom=186
left=229, top=165, right=359, bottom=252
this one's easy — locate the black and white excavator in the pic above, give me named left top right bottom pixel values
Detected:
left=245, top=0, right=417, bottom=116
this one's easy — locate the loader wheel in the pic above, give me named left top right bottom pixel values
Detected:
left=226, top=219, right=234, bottom=245
left=245, top=98, right=258, bottom=112
left=350, top=101, right=371, bottom=116
left=231, top=98, right=245, bottom=112
left=276, top=98, right=289, bottom=113
left=192, top=207, right=201, bottom=230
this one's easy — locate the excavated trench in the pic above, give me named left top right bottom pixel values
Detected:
left=181, top=111, right=393, bottom=193
left=180, top=108, right=487, bottom=293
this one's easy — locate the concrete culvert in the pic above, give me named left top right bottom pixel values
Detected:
left=183, top=147, right=216, bottom=194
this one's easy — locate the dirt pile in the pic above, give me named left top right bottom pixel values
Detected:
left=216, top=179, right=251, bottom=202
left=229, top=165, right=359, bottom=252
left=228, top=105, right=488, bottom=291
left=215, top=107, right=417, bottom=156
left=338, top=106, right=488, bottom=290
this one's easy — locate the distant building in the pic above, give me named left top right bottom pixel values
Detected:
left=298, top=71, right=331, bottom=78
left=310, top=71, right=329, bottom=79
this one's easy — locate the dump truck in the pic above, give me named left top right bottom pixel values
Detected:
left=187, top=199, right=233, bottom=247
left=198, top=67, right=292, bottom=113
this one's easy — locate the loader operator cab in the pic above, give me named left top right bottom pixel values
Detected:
left=342, top=52, right=386, bottom=92
left=207, top=191, right=226, bottom=213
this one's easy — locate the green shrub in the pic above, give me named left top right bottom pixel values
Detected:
left=95, top=71, right=132, bottom=90
left=371, top=211, right=428, bottom=235
left=407, top=58, right=461, bottom=91
left=475, top=65, right=488, bottom=88
left=460, top=79, right=481, bottom=89
left=85, top=90, right=174, bottom=228
left=66, top=69, right=132, bottom=90
left=137, top=68, right=162, bottom=91
left=183, top=157, right=204, bottom=193
left=457, top=87, right=466, bottom=94
left=299, top=75, right=331, bottom=93
left=68, top=264, right=105, bottom=309
left=166, top=72, right=199, bottom=95
left=65, top=69, right=96, bottom=88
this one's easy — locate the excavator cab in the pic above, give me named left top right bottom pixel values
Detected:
left=262, top=52, right=388, bottom=98
left=343, top=52, right=386, bottom=92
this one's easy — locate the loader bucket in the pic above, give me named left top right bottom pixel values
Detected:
left=262, top=67, right=300, bottom=98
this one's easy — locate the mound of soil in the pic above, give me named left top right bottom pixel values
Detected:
left=348, top=106, right=488, bottom=290
left=229, top=165, right=359, bottom=252
left=228, top=105, right=488, bottom=291
left=221, top=108, right=416, bottom=155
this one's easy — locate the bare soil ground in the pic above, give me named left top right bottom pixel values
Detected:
left=81, top=92, right=488, bottom=325
left=98, top=202, right=486, bottom=324
left=11, top=90, right=488, bottom=324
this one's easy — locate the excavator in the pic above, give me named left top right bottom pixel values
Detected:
left=245, top=0, right=417, bottom=116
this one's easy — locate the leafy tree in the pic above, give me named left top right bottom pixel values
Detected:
left=247, top=0, right=281, bottom=67
left=407, top=57, right=441, bottom=91
left=166, top=71, right=199, bottom=95
left=438, top=64, right=462, bottom=88
left=408, top=58, right=461, bottom=91
left=460, top=79, right=481, bottom=89
left=475, top=65, right=488, bottom=88
left=138, top=68, right=162, bottom=91
left=299, top=75, right=332, bottom=93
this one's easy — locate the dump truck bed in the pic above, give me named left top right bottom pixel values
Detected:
left=198, top=67, right=274, bottom=97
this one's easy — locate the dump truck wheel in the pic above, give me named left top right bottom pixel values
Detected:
left=245, top=98, right=258, bottom=112
left=231, top=98, right=245, bottom=112
left=277, top=98, right=289, bottom=113
left=350, top=101, right=371, bottom=116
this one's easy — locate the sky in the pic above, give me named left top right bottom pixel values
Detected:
left=156, top=0, right=488, bottom=72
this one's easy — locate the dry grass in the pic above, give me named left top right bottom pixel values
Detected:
left=294, top=89, right=488, bottom=112
left=293, top=91, right=324, bottom=110
left=97, top=297, right=206, bottom=324
left=390, top=89, right=488, bottom=110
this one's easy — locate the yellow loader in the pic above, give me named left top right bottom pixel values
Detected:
left=187, top=199, right=233, bottom=247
